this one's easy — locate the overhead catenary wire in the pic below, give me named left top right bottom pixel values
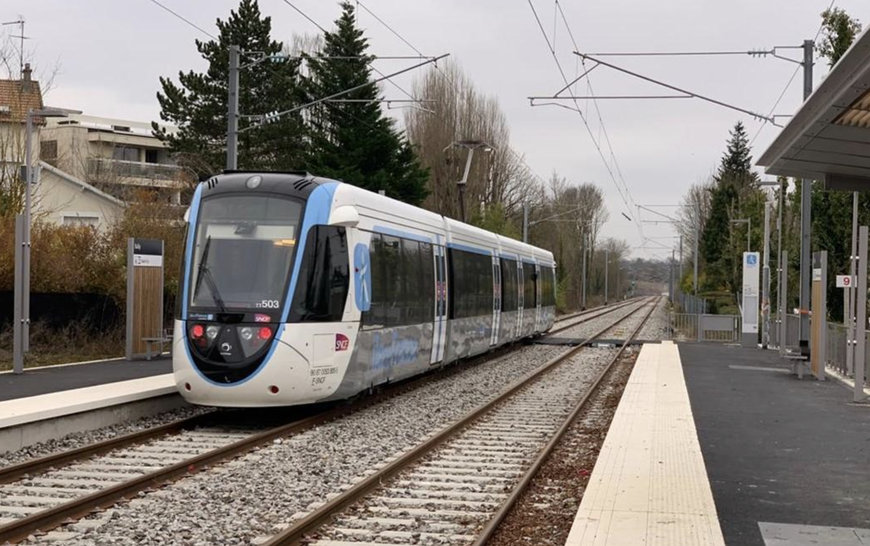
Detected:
left=279, top=0, right=422, bottom=104
left=527, top=1, right=637, bottom=225
left=749, top=0, right=837, bottom=146
left=239, top=54, right=448, bottom=133
left=149, top=0, right=217, bottom=40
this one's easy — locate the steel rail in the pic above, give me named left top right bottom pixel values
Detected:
left=261, top=297, right=655, bottom=546
left=550, top=298, right=639, bottom=334
left=471, top=296, right=661, bottom=545
left=552, top=296, right=643, bottom=325
left=0, top=413, right=214, bottom=485
left=0, top=362, right=469, bottom=544
left=0, top=298, right=649, bottom=543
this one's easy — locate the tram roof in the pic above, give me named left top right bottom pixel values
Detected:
left=758, top=27, right=870, bottom=190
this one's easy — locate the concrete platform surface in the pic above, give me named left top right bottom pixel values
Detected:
left=565, top=341, right=725, bottom=546
left=680, top=343, right=870, bottom=546
left=0, top=356, right=171, bottom=402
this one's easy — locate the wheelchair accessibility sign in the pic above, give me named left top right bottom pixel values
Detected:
left=745, top=254, right=757, bottom=266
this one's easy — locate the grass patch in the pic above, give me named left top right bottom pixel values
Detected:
left=0, top=321, right=124, bottom=371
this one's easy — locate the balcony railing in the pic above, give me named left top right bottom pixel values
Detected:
left=87, top=157, right=183, bottom=185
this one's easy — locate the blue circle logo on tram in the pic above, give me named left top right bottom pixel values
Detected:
left=354, top=243, right=372, bottom=311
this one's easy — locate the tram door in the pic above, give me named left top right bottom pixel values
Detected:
left=490, top=256, right=501, bottom=346
left=517, top=261, right=524, bottom=337
left=430, top=245, right=448, bottom=364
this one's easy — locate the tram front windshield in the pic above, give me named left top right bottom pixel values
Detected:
left=189, top=194, right=302, bottom=314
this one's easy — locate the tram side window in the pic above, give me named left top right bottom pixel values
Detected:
left=523, top=262, right=536, bottom=308
left=449, top=249, right=493, bottom=319
left=501, top=258, right=518, bottom=312
left=288, top=225, right=349, bottom=322
left=363, top=233, right=435, bottom=328
left=540, top=265, right=555, bottom=307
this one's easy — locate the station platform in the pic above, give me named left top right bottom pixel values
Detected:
left=0, top=356, right=180, bottom=453
left=565, top=341, right=870, bottom=546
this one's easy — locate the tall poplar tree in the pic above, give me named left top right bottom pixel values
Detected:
left=153, top=0, right=307, bottom=177
left=304, top=2, right=428, bottom=205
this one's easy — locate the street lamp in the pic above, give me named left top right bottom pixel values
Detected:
left=13, top=106, right=82, bottom=374
left=444, top=139, right=493, bottom=223
left=730, top=218, right=751, bottom=253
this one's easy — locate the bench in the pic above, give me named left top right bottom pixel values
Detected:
left=142, top=334, right=173, bottom=360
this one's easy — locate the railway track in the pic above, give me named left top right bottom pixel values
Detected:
left=0, top=300, right=643, bottom=544
left=550, top=298, right=639, bottom=334
left=257, top=296, right=658, bottom=546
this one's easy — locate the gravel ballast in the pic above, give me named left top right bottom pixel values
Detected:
left=16, top=304, right=648, bottom=545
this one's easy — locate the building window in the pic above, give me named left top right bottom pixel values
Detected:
left=112, top=146, right=139, bottom=162
left=145, top=149, right=159, bottom=164
left=62, top=215, right=99, bottom=227
left=40, top=140, right=58, bottom=165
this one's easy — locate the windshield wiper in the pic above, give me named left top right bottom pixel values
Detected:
left=192, top=236, right=227, bottom=313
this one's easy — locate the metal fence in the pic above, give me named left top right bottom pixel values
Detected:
left=672, top=306, right=870, bottom=387
left=673, top=291, right=708, bottom=314
left=669, top=313, right=741, bottom=342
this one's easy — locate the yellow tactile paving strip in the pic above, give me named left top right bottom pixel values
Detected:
left=564, top=341, right=725, bottom=546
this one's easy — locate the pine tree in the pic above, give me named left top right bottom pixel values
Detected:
left=304, top=2, right=428, bottom=205
left=700, top=122, right=763, bottom=309
left=153, top=0, right=307, bottom=178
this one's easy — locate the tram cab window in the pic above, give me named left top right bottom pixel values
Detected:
left=289, top=225, right=349, bottom=322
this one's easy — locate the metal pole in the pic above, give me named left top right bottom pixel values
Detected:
left=776, top=180, right=784, bottom=349
left=13, top=214, right=24, bottom=373
left=799, top=38, right=814, bottom=358
left=847, top=192, right=859, bottom=376
left=693, top=220, right=699, bottom=297
left=678, top=234, right=683, bottom=282
left=762, top=200, right=771, bottom=349
left=854, top=226, right=867, bottom=402
left=457, top=147, right=475, bottom=223
left=227, top=44, right=240, bottom=171
left=522, top=202, right=529, bottom=243
left=816, top=251, right=827, bottom=381
left=581, top=244, right=587, bottom=310
left=747, top=217, right=751, bottom=253
left=670, top=249, right=675, bottom=303
left=780, top=250, right=788, bottom=357
left=604, top=249, right=609, bottom=305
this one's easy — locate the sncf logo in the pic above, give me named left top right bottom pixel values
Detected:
left=335, top=333, right=350, bottom=352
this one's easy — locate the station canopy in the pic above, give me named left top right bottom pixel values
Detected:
left=758, top=28, right=870, bottom=190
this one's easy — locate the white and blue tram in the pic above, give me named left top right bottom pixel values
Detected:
left=173, top=172, right=556, bottom=407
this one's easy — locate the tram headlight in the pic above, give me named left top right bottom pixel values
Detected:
left=206, top=325, right=220, bottom=340
left=240, top=327, right=254, bottom=341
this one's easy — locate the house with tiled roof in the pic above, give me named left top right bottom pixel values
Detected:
left=0, top=64, right=44, bottom=183
left=0, top=64, right=187, bottom=230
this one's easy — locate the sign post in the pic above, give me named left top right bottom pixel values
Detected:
left=126, top=238, right=165, bottom=360
left=742, top=252, right=760, bottom=348
left=810, top=251, right=827, bottom=380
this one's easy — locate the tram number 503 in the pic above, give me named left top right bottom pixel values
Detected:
left=256, top=300, right=281, bottom=309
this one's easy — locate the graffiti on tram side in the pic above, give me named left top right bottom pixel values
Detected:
left=371, top=330, right=420, bottom=371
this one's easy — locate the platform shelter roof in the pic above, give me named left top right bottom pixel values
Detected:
left=758, top=27, right=870, bottom=190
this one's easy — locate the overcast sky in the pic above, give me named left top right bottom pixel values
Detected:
left=3, top=0, right=866, bottom=259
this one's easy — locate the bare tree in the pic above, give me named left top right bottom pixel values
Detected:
left=404, top=60, right=541, bottom=223
left=677, top=178, right=714, bottom=269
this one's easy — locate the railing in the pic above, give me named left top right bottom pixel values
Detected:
left=673, top=290, right=708, bottom=314
left=87, top=157, right=182, bottom=182
left=669, top=313, right=741, bottom=343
